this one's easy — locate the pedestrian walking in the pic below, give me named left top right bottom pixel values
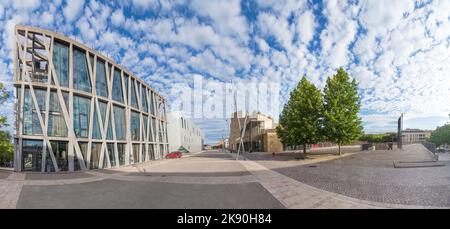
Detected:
left=272, top=152, right=275, bottom=159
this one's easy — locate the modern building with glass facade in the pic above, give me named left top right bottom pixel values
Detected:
left=13, top=25, right=169, bottom=172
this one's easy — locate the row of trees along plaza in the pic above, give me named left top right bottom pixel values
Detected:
left=0, top=82, right=13, bottom=167
left=276, top=67, right=363, bottom=155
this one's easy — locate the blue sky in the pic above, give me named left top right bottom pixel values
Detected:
left=0, top=0, right=449, bottom=144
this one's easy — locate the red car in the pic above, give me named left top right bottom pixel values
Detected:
left=165, top=151, right=182, bottom=159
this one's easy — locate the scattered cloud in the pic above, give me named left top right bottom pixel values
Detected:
left=0, top=0, right=449, bottom=143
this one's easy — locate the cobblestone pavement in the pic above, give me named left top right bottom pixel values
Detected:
left=2, top=147, right=449, bottom=208
left=245, top=144, right=450, bottom=207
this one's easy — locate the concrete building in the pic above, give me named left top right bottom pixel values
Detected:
left=167, top=112, right=203, bottom=153
left=229, top=111, right=283, bottom=152
left=13, top=25, right=169, bottom=172
left=402, top=128, right=432, bottom=144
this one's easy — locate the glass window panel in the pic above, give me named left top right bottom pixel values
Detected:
left=141, top=86, right=148, bottom=112
left=124, top=74, right=129, bottom=103
left=150, top=92, right=155, bottom=115
left=73, top=96, right=90, bottom=138
left=79, top=142, right=88, bottom=169
left=95, top=59, right=108, bottom=98
left=106, top=111, right=113, bottom=140
left=113, top=105, right=126, bottom=140
left=91, top=143, right=101, bottom=169
left=142, top=145, right=146, bottom=162
left=130, top=79, right=138, bottom=109
left=73, top=48, right=91, bottom=93
left=143, top=115, right=148, bottom=141
left=52, top=41, right=69, bottom=87
left=48, top=91, right=68, bottom=137
left=92, top=105, right=101, bottom=139
left=132, top=144, right=139, bottom=164
left=112, top=69, right=123, bottom=103
left=151, top=118, right=156, bottom=142
left=23, top=88, right=45, bottom=135
left=107, top=143, right=116, bottom=167
left=118, top=143, right=126, bottom=166
left=148, top=144, right=155, bottom=160
left=131, top=111, right=140, bottom=141
left=50, top=141, right=68, bottom=171
left=22, top=140, right=43, bottom=172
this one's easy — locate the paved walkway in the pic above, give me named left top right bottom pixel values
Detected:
left=1, top=148, right=449, bottom=208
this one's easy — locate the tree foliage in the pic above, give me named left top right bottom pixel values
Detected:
left=359, top=133, right=397, bottom=143
left=0, top=82, right=13, bottom=166
left=277, top=76, right=323, bottom=153
left=0, top=131, right=13, bottom=165
left=322, top=67, right=363, bottom=155
left=429, top=125, right=450, bottom=147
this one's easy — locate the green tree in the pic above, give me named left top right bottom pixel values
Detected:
left=322, top=67, right=363, bottom=155
left=0, top=82, right=13, bottom=166
left=0, top=131, right=13, bottom=165
left=276, top=76, right=323, bottom=154
left=429, top=125, right=450, bottom=147
left=0, top=82, right=9, bottom=128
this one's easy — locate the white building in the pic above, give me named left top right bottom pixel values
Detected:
left=167, top=112, right=203, bottom=153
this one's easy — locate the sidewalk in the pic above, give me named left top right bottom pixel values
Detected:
left=227, top=151, right=448, bottom=209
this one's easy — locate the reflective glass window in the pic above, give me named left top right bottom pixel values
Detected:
left=141, top=87, right=148, bottom=113
left=131, top=111, right=140, bottom=141
left=22, top=140, right=43, bottom=172
left=118, top=143, right=126, bottom=166
left=48, top=91, right=68, bottom=137
left=107, top=143, right=116, bottom=167
left=50, top=141, right=68, bottom=171
left=112, top=69, right=123, bottom=103
left=52, top=41, right=69, bottom=87
left=73, top=95, right=90, bottom=138
left=130, top=79, right=138, bottom=109
left=73, top=48, right=92, bottom=93
left=95, top=59, right=108, bottom=98
left=113, top=105, right=126, bottom=140
left=91, top=143, right=101, bottom=169
left=23, top=88, right=45, bottom=135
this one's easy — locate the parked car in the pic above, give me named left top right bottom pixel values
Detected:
left=165, top=151, right=182, bottom=159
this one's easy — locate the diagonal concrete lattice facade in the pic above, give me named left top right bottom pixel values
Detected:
left=13, top=25, right=169, bottom=172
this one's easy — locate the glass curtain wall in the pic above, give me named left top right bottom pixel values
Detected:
left=52, top=40, right=69, bottom=87
left=73, top=48, right=92, bottom=93
left=48, top=91, right=68, bottom=136
left=112, top=69, right=123, bottom=103
left=73, top=96, right=90, bottom=138
left=23, top=88, right=45, bottom=135
left=50, top=141, right=68, bottom=171
left=107, top=143, right=116, bottom=167
left=118, top=143, right=126, bottom=166
left=95, top=59, right=108, bottom=98
left=113, top=106, right=126, bottom=140
left=131, top=111, right=140, bottom=141
left=22, top=140, right=43, bottom=171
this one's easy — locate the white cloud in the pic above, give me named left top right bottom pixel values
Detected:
left=359, top=0, right=414, bottom=36
left=296, top=10, right=316, bottom=45
left=257, top=12, right=293, bottom=51
left=12, top=0, right=41, bottom=11
left=190, top=0, right=249, bottom=42
left=132, top=0, right=160, bottom=11
left=63, top=0, right=85, bottom=22
left=258, top=38, right=270, bottom=52
left=111, top=8, right=125, bottom=26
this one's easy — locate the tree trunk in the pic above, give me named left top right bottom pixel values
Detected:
left=303, top=144, right=306, bottom=154
left=338, top=144, right=341, bottom=155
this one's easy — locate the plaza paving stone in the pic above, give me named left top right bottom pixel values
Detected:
left=17, top=180, right=284, bottom=209
left=25, top=172, right=94, bottom=180
left=245, top=144, right=450, bottom=207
